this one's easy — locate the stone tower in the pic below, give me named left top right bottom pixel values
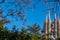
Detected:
left=44, top=14, right=48, bottom=38
left=54, top=11, right=57, bottom=38
left=47, top=9, right=51, bottom=38
left=57, top=14, right=60, bottom=38
left=44, top=9, right=51, bottom=38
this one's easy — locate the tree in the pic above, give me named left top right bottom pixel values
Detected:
left=19, top=27, right=29, bottom=40
left=27, top=24, right=41, bottom=34
left=27, top=24, right=41, bottom=40
left=0, top=20, right=7, bottom=40
left=0, top=20, right=4, bottom=27
left=0, top=23, right=42, bottom=40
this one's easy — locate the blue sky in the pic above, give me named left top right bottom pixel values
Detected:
left=0, top=0, right=60, bottom=30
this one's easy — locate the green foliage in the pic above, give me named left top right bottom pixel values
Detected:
left=0, top=24, right=41, bottom=40
left=27, top=24, right=41, bottom=34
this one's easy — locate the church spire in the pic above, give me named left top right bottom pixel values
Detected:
left=46, top=14, right=47, bottom=22
left=48, top=8, right=51, bottom=21
left=54, top=10, right=57, bottom=38
left=54, top=10, right=56, bottom=20
left=47, top=8, right=51, bottom=38
left=57, top=13, right=59, bottom=20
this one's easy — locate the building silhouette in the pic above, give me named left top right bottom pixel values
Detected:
left=43, top=9, right=60, bottom=39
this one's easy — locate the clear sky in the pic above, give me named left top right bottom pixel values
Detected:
left=0, top=0, right=60, bottom=30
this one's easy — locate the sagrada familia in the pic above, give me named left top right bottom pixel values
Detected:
left=43, top=9, right=60, bottom=39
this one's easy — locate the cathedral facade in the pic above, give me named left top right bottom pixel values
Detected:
left=43, top=9, right=60, bottom=39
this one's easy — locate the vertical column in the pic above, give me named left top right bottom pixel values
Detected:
left=57, top=15, right=60, bottom=38
left=47, top=8, right=51, bottom=38
left=45, top=15, right=48, bottom=38
left=54, top=11, right=57, bottom=39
